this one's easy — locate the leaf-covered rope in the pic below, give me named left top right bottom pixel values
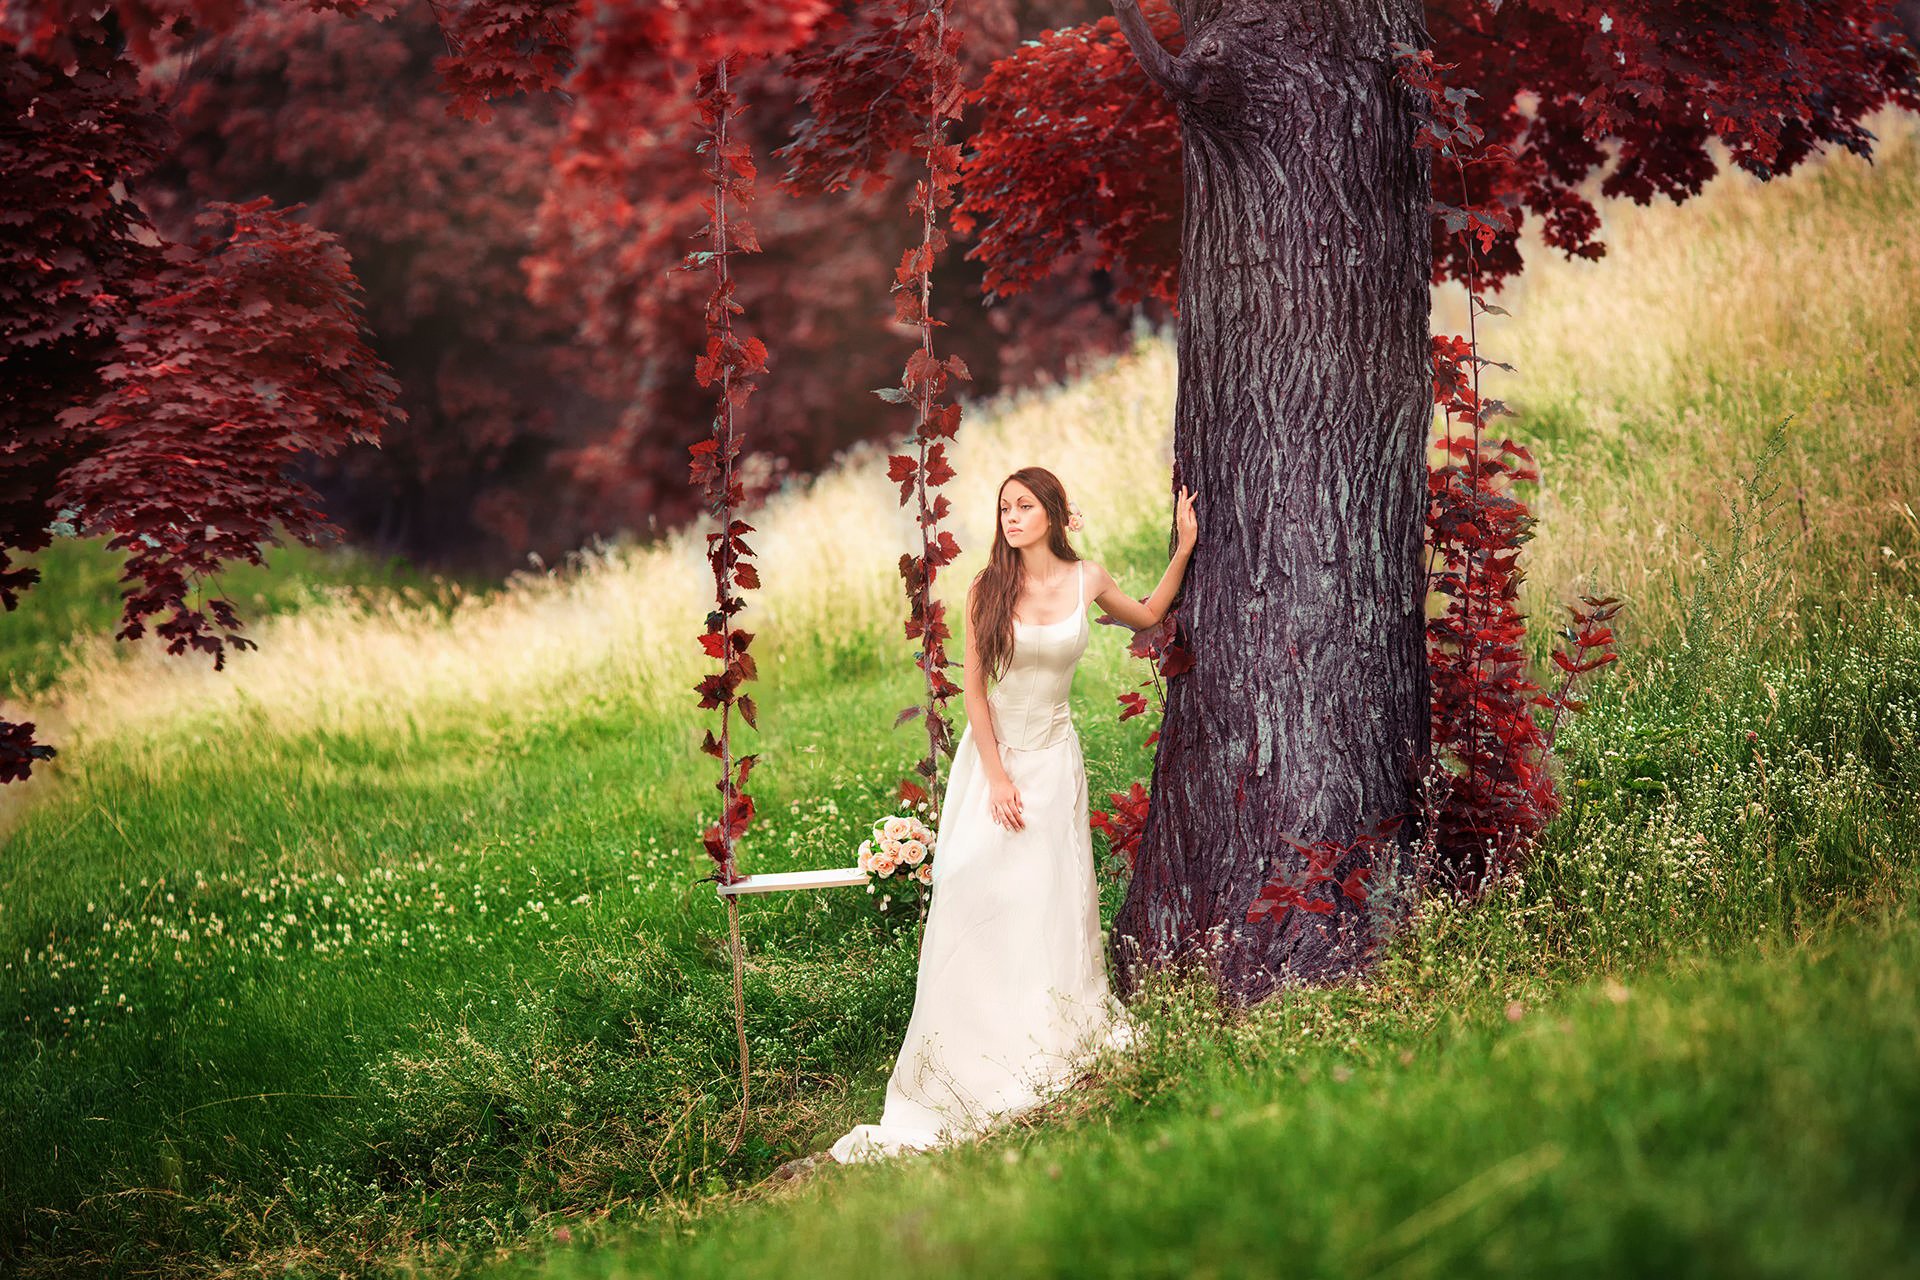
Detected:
left=884, top=0, right=969, bottom=818
left=681, top=52, right=767, bottom=1154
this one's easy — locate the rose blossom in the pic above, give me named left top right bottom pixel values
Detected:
left=902, top=839, right=928, bottom=865
left=882, top=817, right=911, bottom=841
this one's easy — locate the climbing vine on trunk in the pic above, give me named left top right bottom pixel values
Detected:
left=1397, top=39, right=1620, bottom=895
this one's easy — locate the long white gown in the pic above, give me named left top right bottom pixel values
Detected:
left=829, top=560, right=1140, bottom=1163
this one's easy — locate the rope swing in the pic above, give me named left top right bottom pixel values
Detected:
left=683, top=1, right=969, bottom=1157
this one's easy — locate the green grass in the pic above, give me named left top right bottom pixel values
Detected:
left=512, top=876, right=1920, bottom=1280
left=0, top=615, right=1158, bottom=1269
left=3, top=117, right=1920, bottom=1279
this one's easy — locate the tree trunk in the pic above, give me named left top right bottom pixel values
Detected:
left=1107, top=0, right=1434, bottom=1006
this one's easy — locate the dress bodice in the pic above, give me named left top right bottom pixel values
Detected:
left=985, top=560, right=1090, bottom=751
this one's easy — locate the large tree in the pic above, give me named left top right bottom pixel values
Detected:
left=949, top=0, right=1917, bottom=1000
left=1095, top=0, right=1436, bottom=1000
left=4, top=0, right=1915, bottom=1004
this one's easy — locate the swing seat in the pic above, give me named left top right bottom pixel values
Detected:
left=715, top=866, right=870, bottom=896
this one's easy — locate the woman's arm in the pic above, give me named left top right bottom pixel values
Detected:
left=1090, top=485, right=1200, bottom=631
left=962, top=585, right=1011, bottom=785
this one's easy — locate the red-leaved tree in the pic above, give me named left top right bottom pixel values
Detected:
left=970, top=0, right=1917, bottom=1002
left=1, top=25, right=405, bottom=782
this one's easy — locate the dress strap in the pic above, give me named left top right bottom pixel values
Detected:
left=1076, top=560, right=1084, bottom=608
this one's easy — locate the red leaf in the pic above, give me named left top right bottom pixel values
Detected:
left=923, top=442, right=955, bottom=487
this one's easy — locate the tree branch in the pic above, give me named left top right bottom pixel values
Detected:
left=1111, top=0, right=1187, bottom=101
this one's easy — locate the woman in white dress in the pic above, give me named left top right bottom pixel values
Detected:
left=829, top=466, right=1200, bottom=1163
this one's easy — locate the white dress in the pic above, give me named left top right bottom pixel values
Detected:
left=830, top=560, right=1139, bottom=1163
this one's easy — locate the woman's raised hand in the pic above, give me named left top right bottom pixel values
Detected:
left=1174, top=484, right=1199, bottom=556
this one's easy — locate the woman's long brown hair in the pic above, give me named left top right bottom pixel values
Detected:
left=970, top=467, right=1082, bottom=683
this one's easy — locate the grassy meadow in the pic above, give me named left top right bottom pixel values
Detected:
left=2, top=109, right=1918, bottom=1278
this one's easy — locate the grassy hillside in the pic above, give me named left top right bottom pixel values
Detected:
left=0, top=532, right=475, bottom=702
left=2, top=110, right=1917, bottom=1279
left=512, top=877, right=1920, bottom=1280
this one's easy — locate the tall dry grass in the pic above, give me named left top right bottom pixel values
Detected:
left=1, top=339, right=1178, bottom=804
left=1473, top=107, right=1920, bottom=632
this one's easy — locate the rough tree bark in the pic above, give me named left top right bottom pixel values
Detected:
left=1106, top=0, right=1434, bottom=1006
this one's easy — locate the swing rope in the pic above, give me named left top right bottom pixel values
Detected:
left=693, top=0, right=963, bottom=1158
left=681, top=50, right=758, bottom=1160
left=725, top=891, right=749, bottom=1155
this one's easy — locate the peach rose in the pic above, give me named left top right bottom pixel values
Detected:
left=915, top=862, right=933, bottom=885
left=882, top=816, right=911, bottom=842
left=871, top=848, right=902, bottom=877
left=902, top=839, right=928, bottom=865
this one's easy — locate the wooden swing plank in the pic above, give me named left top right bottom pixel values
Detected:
left=716, top=866, right=870, bottom=896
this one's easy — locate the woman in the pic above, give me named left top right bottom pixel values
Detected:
left=829, top=466, right=1200, bottom=1163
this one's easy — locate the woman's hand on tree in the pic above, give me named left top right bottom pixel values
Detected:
left=1174, top=484, right=1199, bottom=556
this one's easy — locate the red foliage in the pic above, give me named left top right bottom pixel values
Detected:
left=955, top=0, right=1919, bottom=301
left=1402, top=39, right=1565, bottom=892
left=2, top=33, right=165, bottom=783
left=0, top=721, right=55, bottom=785
left=6, top=0, right=1130, bottom=584
left=1089, top=780, right=1150, bottom=873
left=1084, top=600, right=1190, bottom=859
left=2, top=34, right=167, bottom=613
left=1, top=32, right=402, bottom=784
left=777, top=0, right=961, bottom=197
left=151, top=6, right=674, bottom=569
left=951, top=0, right=1186, bottom=306
left=1246, top=818, right=1403, bottom=929
left=1536, top=592, right=1623, bottom=748
left=519, top=3, right=1147, bottom=573
left=58, top=197, right=398, bottom=662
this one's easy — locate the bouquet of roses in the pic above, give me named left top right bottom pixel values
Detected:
left=857, top=813, right=935, bottom=912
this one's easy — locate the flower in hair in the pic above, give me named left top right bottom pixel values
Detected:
left=1066, top=501, right=1084, bottom=532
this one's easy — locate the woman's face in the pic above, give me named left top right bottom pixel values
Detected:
left=999, top=482, right=1047, bottom=548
